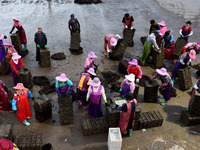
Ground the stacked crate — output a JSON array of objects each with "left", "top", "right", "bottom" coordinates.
[
  {"left": 106, "top": 105, "right": 120, "bottom": 127},
  {"left": 109, "top": 39, "right": 128, "bottom": 60},
  {"left": 144, "top": 80, "right": 158, "bottom": 103},
  {"left": 34, "top": 94, "right": 52, "bottom": 122},
  {"left": 177, "top": 67, "right": 192, "bottom": 90},
  {"left": 17, "top": 68, "right": 33, "bottom": 89},
  {"left": 95, "top": 69, "right": 108, "bottom": 88},
  {"left": 0, "top": 124, "right": 14, "bottom": 141},
  {"left": 69, "top": 31, "right": 83, "bottom": 55},
  {"left": 123, "top": 28, "right": 136, "bottom": 46},
  {"left": 118, "top": 59, "right": 128, "bottom": 75},
  {"left": 59, "top": 95, "right": 73, "bottom": 124},
  {"left": 139, "top": 111, "right": 163, "bottom": 129},
  {"left": 39, "top": 48, "right": 51, "bottom": 67},
  {"left": 174, "top": 37, "right": 188, "bottom": 59},
  {"left": 181, "top": 92, "right": 200, "bottom": 126},
  {"left": 133, "top": 107, "right": 141, "bottom": 130},
  {"left": 14, "top": 135, "right": 42, "bottom": 150},
  {"left": 82, "top": 117, "right": 109, "bottom": 136},
  {"left": 0, "top": 59, "right": 10, "bottom": 75},
  {"left": 151, "top": 44, "right": 165, "bottom": 69}
]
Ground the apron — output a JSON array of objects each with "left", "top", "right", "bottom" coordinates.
[
  {"left": 160, "top": 77, "right": 172, "bottom": 101},
  {"left": 0, "top": 81, "right": 12, "bottom": 111},
  {"left": 119, "top": 99, "right": 137, "bottom": 133},
  {"left": 182, "top": 26, "right": 191, "bottom": 41},
  {"left": 164, "top": 36, "right": 175, "bottom": 60},
  {"left": 121, "top": 81, "right": 131, "bottom": 96},
  {"left": 11, "top": 60, "right": 21, "bottom": 86},
  {"left": 90, "top": 85, "right": 102, "bottom": 104},
  {"left": 16, "top": 26, "right": 27, "bottom": 45},
  {"left": 16, "top": 89, "right": 32, "bottom": 122}
]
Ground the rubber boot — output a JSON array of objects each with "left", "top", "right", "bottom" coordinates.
[
  {"left": 159, "top": 95, "right": 164, "bottom": 99},
  {"left": 128, "top": 129, "right": 133, "bottom": 137},
  {"left": 23, "top": 119, "right": 30, "bottom": 126},
  {"left": 186, "top": 106, "right": 190, "bottom": 111},
  {"left": 161, "top": 101, "right": 168, "bottom": 106},
  {"left": 23, "top": 44, "right": 27, "bottom": 50},
  {"left": 104, "top": 49, "right": 107, "bottom": 58},
  {"left": 27, "top": 117, "right": 31, "bottom": 120},
  {"left": 172, "top": 77, "right": 176, "bottom": 84}
]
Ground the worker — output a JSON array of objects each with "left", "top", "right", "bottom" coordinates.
[
  {"left": 118, "top": 93, "right": 138, "bottom": 137},
  {"left": 119, "top": 74, "right": 135, "bottom": 98},
  {"left": 122, "top": 13, "right": 134, "bottom": 36},
  {"left": 172, "top": 50, "right": 196, "bottom": 83},
  {"left": 34, "top": 27, "right": 47, "bottom": 62},
  {"left": 12, "top": 83, "right": 34, "bottom": 126},
  {"left": 76, "top": 68, "right": 96, "bottom": 108},
  {"left": 84, "top": 51, "right": 97, "bottom": 72},
  {"left": 86, "top": 77, "right": 107, "bottom": 118},
  {"left": 182, "top": 42, "right": 200, "bottom": 54},
  {"left": 180, "top": 21, "right": 193, "bottom": 42},
  {"left": 127, "top": 59, "right": 142, "bottom": 83},
  {"left": 10, "top": 53, "right": 25, "bottom": 85},
  {"left": 10, "top": 16, "right": 27, "bottom": 50},
  {"left": 151, "top": 68, "right": 173, "bottom": 106},
  {"left": 149, "top": 20, "right": 160, "bottom": 34},
  {"left": 0, "top": 33, "right": 7, "bottom": 62},
  {"left": 158, "top": 21, "right": 167, "bottom": 35},
  {"left": 0, "top": 138, "right": 19, "bottom": 150},
  {"left": 104, "top": 34, "right": 121, "bottom": 57},
  {"left": 141, "top": 30, "right": 162, "bottom": 64},
  {"left": 68, "top": 14, "right": 80, "bottom": 33},
  {"left": 3, "top": 41, "right": 18, "bottom": 60}
]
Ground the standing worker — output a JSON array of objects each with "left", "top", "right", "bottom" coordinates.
[
  {"left": 86, "top": 77, "right": 107, "bottom": 118},
  {"left": 127, "top": 59, "right": 143, "bottom": 83},
  {"left": 158, "top": 21, "right": 167, "bottom": 35},
  {"left": 12, "top": 83, "right": 34, "bottom": 126},
  {"left": 151, "top": 68, "right": 173, "bottom": 106},
  {"left": 104, "top": 34, "right": 121, "bottom": 57},
  {"left": 0, "top": 33, "right": 7, "bottom": 62},
  {"left": 118, "top": 93, "right": 138, "bottom": 137},
  {"left": 76, "top": 68, "right": 96, "bottom": 108},
  {"left": 180, "top": 21, "right": 193, "bottom": 42},
  {"left": 34, "top": 27, "right": 47, "bottom": 62},
  {"left": 9, "top": 16, "right": 27, "bottom": 50},
  {"left": 84, "top": 51, "right": 97, "bottom": 72},
  {"left": 172, "top": 50, "right": 196, "bottom": 83},
  {"left": 10, "top": 53, "right": 25, "bottom": 85},
  {"left": 68, "top": 14, "right": 80, "bottom": 34},
  {"left": 149, "top": 20, "right": 160, "bottom": 34}
]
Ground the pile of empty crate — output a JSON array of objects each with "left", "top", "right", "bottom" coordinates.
[
  {"left": 181, "top": 92, "right": 200, "bottom": 126},
  {"left": 82, "top": 96, "right": 164, "bottom": 136}
]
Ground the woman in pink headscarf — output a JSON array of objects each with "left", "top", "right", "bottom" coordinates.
[
  {"left": 158, "top": 21, "right": 167, "bottom": 35},
  {"left": 9, "top": 16, "right": 27, "bottom": 50},
  {"left": 84, "top": 51, "right": 97, "bottom": 72},
  {"left": 3, "top": 41, "right": 18, "bottom": 60}
]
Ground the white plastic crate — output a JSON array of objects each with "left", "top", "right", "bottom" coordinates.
[{"left": 108, "top": 127, "right": 122, "bottom": 150}]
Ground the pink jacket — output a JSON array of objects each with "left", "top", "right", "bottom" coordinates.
[
  {"left": 127, "top": 65, "right": 143, "bottom": 79},
  {"left": 160, "top": 26, "right": 167, "bottom": 35}
]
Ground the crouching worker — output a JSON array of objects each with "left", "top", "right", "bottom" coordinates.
[
  {"left": 151, "top": 68, "right": 173, "bottom": 106},
  {"left": 55, "top": 73, "right": 74, "bottom": 101},
  {"left": 0, "top": 138, "right": 19, "bottom": 150},
  {"left": 86, "top": 77, "right": 107, "bottom": 118},
  {"left": 104, "top": 34, "right": 121, "bottom": 57},
  {"left": 119, "top": 74, "right": 135, "bottom": 98},
  {"left": 118, "top": 93, "right": 137, "bottom": 137},
  {"left": 12, "top": 83, "right": 34, "bottom": 126},
  {"left": 172, "top": 50, "right": 196, "bottom": 83},
  {"left": 84, "top": 51, "right": 97, "bottom": 72},
  {"left": 76, "top": 68, "right": 96, "bottom": 108},
  {"left": 127, "top": 59, "right": 142, "bottom": 83},
  {"left": 187, "top": 77, "right": 200, "bottom": 111}
]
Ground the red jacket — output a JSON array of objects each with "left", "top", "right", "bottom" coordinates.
[{"left": 10, "top": 59, "right": 25, "bottom": 74}]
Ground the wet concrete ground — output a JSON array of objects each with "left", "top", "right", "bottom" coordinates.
[{"left": 0, "top": 0, "right": 200, "bottom": 149}]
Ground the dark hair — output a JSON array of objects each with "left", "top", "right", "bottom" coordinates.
[
  {"left": 42, "top": 143, "right": 52, "bottom": 150},
  {"left": 38, "top": 27, "right": 42, "bottom": 30},
  {"left": 165, "top": 30, "right": 170, "bottom": 36},
  {"left": 186, "top": 21, "right": 192, "bottom": 25},
  {"left": 150, "top": 20, "right": 155, "bottom": 24},
  {"left": 125, "top": 13, "right": 129, "bottom": 18},
  {"left": 124, "top": 93, "right": 134, "bottom": 101}
]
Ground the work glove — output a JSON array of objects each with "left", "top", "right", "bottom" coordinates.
[
  {"left": 116, "top": 34, "right": 121, "bottom": 39},
  {"left": 130, "top": 26, "right": 134, "bottom": 30},
  {"left": 67, "top": 92, "right": 71, "bottom": 97},
  {"left": 86, "top": 98, "right": 89, "bottom": 102},
  {"left": 37, "top": 44, "right": 40, "bottom": 48},
  {"left": 107, "top": 49, "right": 111, "bottom": 53},
  {"left": 125, "top": 25, "right": 128, "bottom": 28},
  {"left": 104, "top": 99, "right": 107, "bottom": 103},
  {"left": 59, "top": 96, "right": 64, "bottom": 101},
  {"left": 118, "top": 106, "right": 122, "bottom": 111},
  {"left": 136, "top": 78, "right": 140, "bottom": 83},
  {"left": 185, "top": 35, "right": 189, "bottom": 37},
  {"left": 44, "top": 45, "right": 47, "bottom": 48},
  {"left": 181, "top": 35, "right": 184, "bottom": 38},
  {"left": 119, "top": 88, "right": 122, "bottom": 93}
]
